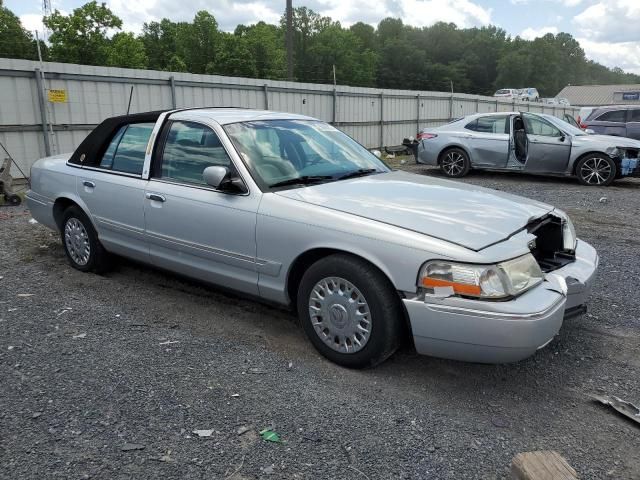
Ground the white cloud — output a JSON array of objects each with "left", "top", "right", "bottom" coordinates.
[
  {"left": 104, "top": 0, "right": 491, "bottom": 33},
  {"left": 577, "top": 37, "right": 640, "bottom": 75},
  {"left": 20, "top": 13, "right": 45, "bottom": 35},
  {"left": 574, "top": 0, "right": 640, "bottom": 43},
  {"left": 520, "top": 25, "right": 558, "bottom": 40},
  {"left": 562, "top": 0, "right": 582, "bottom": 6}
]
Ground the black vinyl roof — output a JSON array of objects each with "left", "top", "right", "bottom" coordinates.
[{"left": 69, "top": 110, "right": 167, "bottom": 167}]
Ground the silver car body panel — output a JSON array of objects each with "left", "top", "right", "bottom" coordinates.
[
  {"left": 417, "top": 111, "right": 640, "bottom": 178},
  {"left": 26, "top": 108, "right": 599, "bottom": 364}
]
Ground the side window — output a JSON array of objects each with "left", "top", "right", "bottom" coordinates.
[
  {"left": 472, "top": 116, "right": 508, "bottom": 134},
  {"left": 596, "top": 110, "right": 627, "bottom": 123},
  {"left": 160, "top": 121, "right": 232, "bottom": 185},
  {"left": 630, "top": 109, "right": 640, "bottom": 122},
  {"left": 464, "top": 120, "right": 478, "bottom": 131},
  {"left": 99, "top": 122, "right": 154, "bottom": 175},
  {"left": 522, "top": 114, "right": 562, "bottom": 137}
]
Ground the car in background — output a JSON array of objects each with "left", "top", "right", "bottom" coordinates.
[
  {"left": 557, "top": 97, "right": 571, "bottom": 106},
  {"left": 494, "top": 88, "right": 520, "bottom": 99},
  {"left": 26, "top": 108, "right": 599, "bottom": 367},
  {"left": 542, "top": 98, "right": 559, "bottom": 105},
  {"left": 415, "top": 111, "right": 640, "bottom": 186},
  {"left": 577, "top": 107, "right": 596, "bottom": 129},
  {"left": 519, "top": 88, "right": 540, "bottom": 102},
  {"left": 582, "top": 105, "right": 640, "bottom": 140}
]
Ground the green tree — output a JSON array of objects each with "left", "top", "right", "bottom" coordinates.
[
  {"left": 176, "top": 11, "right": 221, "bottom": 74},
  {"left": 0, "top": 5, "right": 38, "bottom": 59},
  {"left": 44, "top": 1, "right": 122, "bottom": 65},
  {"left": 141, "top": 19, "right": 181, "bottom": 71},
  {"left": 106, "top": 32, "right": 148, "bottom": 69}
]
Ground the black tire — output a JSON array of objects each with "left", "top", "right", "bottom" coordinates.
[
  {"left": 297, "top": 254, "right": 403, "bottom": 368},
  {"left": 575, "top": 154, "right": 616, "bottom": 186},
  {"left": 60, "top": 206, "right": 111, "bottom": 273},
  {"left": 439, "top": 147, "right": 471, "bottom": 178},
  {"left": 5, "top": 194, "right": 21, "bottom": 206}
]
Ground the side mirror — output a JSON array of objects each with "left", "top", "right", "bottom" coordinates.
[
  {"left": 585, "top": 128, "right": 595, "bottom": 135},
  {"left": 372, "top": 149, "right": 382, "bottom": 158},
  {"left": 203, "top": 166, "right": 230, "bottom": 188},
  {"left": 203, "top": 166, "right": 247, "bottom": 193}
]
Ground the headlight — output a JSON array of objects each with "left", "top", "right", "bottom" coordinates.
[{"left": 418, "top": 254, "right": 544, "bottom": 300}]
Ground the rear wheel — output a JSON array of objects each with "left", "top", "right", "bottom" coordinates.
[
  {"left": 297, "top": 254, "right": 403, "bottom": 368},
  {"left": 576, "top": 154, "right": 616, "bottom": 186},
  {"left": 439, "top": 148, "right": 471, "bottom": 178},
  {"left": 60, "top": 206, "right": 111, "bottom": 273}
]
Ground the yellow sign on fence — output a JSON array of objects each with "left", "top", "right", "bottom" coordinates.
[{"left": 47, "top": 89, "right": 67, "bottom": 103}]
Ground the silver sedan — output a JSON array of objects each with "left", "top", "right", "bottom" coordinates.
[
  {"left": 415, "top": 112, "right": 640, "bottom": 186},
  {"left": 27, "top": 108, "right": 597, "bottom": 367}
]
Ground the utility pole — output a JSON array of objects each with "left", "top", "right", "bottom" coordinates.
[
  {"left": 332, "top": 64, "right": 336, "bottom": 86},
  {"left": 286, "top": 0, "right": 293, "bottom": 81}
]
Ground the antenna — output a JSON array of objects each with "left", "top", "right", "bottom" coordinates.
[{"left": 42, "top": 0, "right": 52, "bottom": 39}]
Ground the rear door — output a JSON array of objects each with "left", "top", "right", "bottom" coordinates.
[
  {"left": 77, "top": 122, "right": 154, "bottom": 260},
  {"left": 144, "top": 119, "right": 261, "bottom": 295},
  {"left": 463, "top": 115, "right": 510, "bottom": 167},
  {"left": 627, "top": 109, "right": 640, "bottom": 140},
  {"left": 522, "top": 113, "right": 572, "bottom": 174}
]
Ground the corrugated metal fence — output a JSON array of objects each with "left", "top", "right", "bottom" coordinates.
[{"left": 0, "top": 58, "right": 580, "bottom": 178}]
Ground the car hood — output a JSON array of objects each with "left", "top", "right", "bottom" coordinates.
[
  {"left": 275, "top": 171, "right": 554, "bottom": 251},
  {"left": 573, "top": 134, "right": 640, "bottom": 149}
]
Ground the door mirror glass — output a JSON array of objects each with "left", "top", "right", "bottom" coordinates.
[{"left": 203, "top": 166, "right": 230, "bottom": 188}]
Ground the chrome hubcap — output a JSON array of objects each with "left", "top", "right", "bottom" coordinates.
[
  {"left": 308, "top": 277, "right": 371, "bottom": 354},
  {"left": 580, "top": 157, "right": 611, "bottom": 185},
  {"left": 64, "top": 218, "right": 90, "bottom": 266},
  {"left": 442, "top": 151, "right": 465, "bottom": 176}
]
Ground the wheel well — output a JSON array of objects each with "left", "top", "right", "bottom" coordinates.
[
  {"left": 572, "top": 151, "right": 616, "bottom": 175},
  {"left": 285, "top": 248, "right": 412, "bottom": 336},
  {"left": 286, "top": 248, "right": 394, "bottom": 304},
  {"left": 437, "top": 145, "right": 469, "bottom": 165},
  {"left": 52, "top": 197, "right": 78, "bottom": 229}
]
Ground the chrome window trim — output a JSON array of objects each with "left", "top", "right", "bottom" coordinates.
[
  {"left": 148, "top": 177, "right": 250, "bottom": 197},
  {"left": 66, "top": 162, "right": 144, "bottom": 179}
]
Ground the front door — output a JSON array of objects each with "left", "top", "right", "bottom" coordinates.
[
  {"left": 144, "top": 119, "right": 261, "bottom": 295},
  {"left": 77, "top": 122, "right": 155, "bottom": 260},
  {"left": 521, "top": 113, "right": 572, "bottom": 174}
]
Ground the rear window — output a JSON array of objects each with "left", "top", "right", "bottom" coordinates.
[
  {"left": 595, "top": 110, "right": 627, "bottom": 123},
  {"left": 99, "top": 123, "right": 155, "bottom": 175}
]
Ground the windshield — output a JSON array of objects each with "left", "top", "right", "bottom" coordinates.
[
  {"left": 224, "top": 120, "right": 390, "bottom": 189},
  {"left": 544, "top": 115, "right": 587, "bottom": 136}
]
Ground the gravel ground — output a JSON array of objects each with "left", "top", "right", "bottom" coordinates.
[{"left": 1, "top": 165, "right": 639, "bottom": 479}]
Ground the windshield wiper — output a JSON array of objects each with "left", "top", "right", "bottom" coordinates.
[
  {"left": 269, "top": 175, "right": 333, "bottom": 188},
  {"left": 336, "top": 168, "right": 381, "bottom": 181}
]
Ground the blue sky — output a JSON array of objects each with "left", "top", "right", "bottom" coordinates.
[{"left": 8, "top": 0, "right": 640, "bottom": 74}]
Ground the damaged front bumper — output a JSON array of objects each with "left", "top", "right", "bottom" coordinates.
[{"left": 403, "top": 239, "right": 598, "bottom": 364}]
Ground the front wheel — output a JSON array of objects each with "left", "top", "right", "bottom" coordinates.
[
  {"left": 576, "top": 155, "right": 616, "bottom": 186},
  {"left": 60, "top": 206, "right": 111, "bottom": 273},
  {"left": 297, "top": 254, "right": 403, "bottom": 368},
  {"left": 439, "top": 148, "right": 471, "bottom": 178}
]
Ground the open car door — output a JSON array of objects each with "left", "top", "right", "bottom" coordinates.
[{"left": 521, "top": 113, "right": 572, "bottom": 174}]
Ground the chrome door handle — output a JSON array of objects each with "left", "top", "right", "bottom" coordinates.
[
  {"left": 146, "top": 192, "right": 166, "bottom": 202},
  {"left": 82, "top": 180, "right": 95, "bottom": 188}
]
